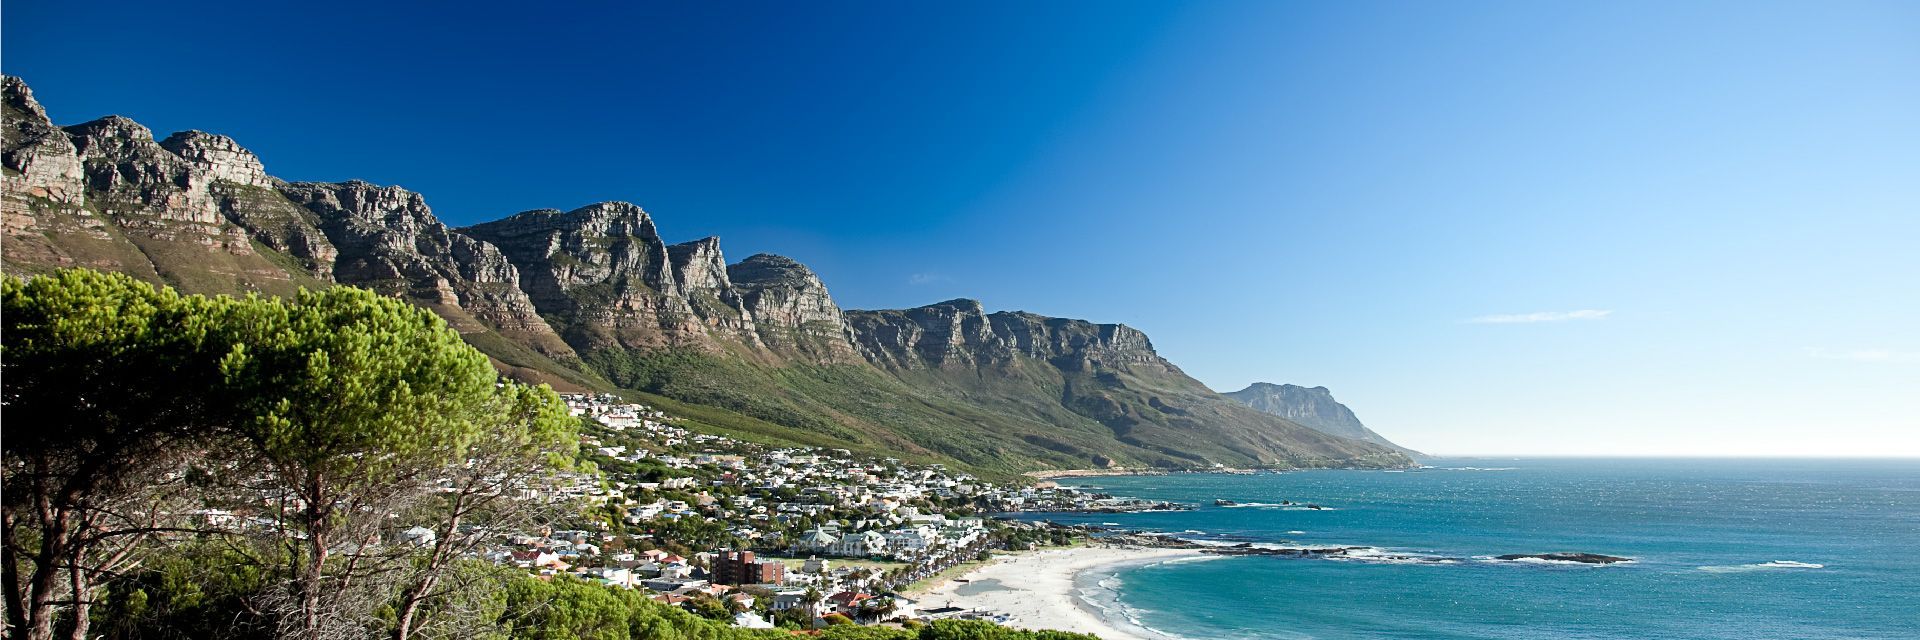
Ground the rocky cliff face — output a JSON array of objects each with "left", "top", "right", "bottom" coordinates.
[
  {"left": 66, "top": 116, "right": 231, "bottom": 225},
  {"left": 276, "top": 180, "right": 575, "bottom": 356},
  {"left": 2, "top": 76, "right": 148, "bottom": 277},
  {"left": 458, "top": 204, "right": 822, "bottom": 358},
  {"left": 1, "top": 75, "right": 572, "bottom": 360},
  {"left": 2, "top": 75, "right": 1414, "bottom": 471},
  {"left": 728, "top": 254, "right": 859, "bottom": 362},
  {"left": 844, "top": 300, "right": 1404, "bottom": 468},
  {"left": 3, "top": 78, "right": 302, "bottom": 293},
  {"left": 1225, "top": 383, "right": 1420, "bottom": 455},
  {"left": 845, "top": 299, "right": 1170, "bottom": 372},
  {"left": 666, "top": 236, "right": 760, "bottom": 341},
  {"left": 460, "top": 203, "right": 709, "bottom": 352},
  {"left": 2, "top": 76, "right": 86, "bottom": 207}
]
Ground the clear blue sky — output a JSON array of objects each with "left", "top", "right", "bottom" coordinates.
[{"left": 8, "top": 1, "right": 1917, "bottom": 456}]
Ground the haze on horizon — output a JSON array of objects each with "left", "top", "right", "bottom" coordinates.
[{"left": 6, "top": 1, "right": 1915, "bottom": 457}]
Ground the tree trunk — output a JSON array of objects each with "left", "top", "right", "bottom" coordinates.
[
  {"left": 392, "top": 508, "right": 460, "bottom": 640},
  {"left": 63, "top": 567, "right": 89, "bottom": 640},
  {"left": 298, "top": 472, "right": 329, "bottom": 640},
  {"left": 24, "top": 495, "right": 71, "bottom": 640},
  {"left": 299, "top": 528, "right": 327, "bottom": 640},
  {"left": 4, "top": 508, "right": 28, "bottom": 638},
  {"left": 389, "top": 574, "right": 432, "bottom": 640}
]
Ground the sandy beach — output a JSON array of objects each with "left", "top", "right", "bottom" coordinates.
[{"left": 914, "top": 545, "right": 1208, "bottom": 640}]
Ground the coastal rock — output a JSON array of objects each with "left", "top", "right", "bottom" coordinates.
[{"left": 1494, "top": 552, "right": 1633, "bottom": 565}]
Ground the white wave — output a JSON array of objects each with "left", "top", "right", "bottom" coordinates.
[
  {"left": 1150, "top": 554, "right": 1233, "bottom": 567},
  {"left": 1286, "top": 530, "right": 1306, "bottom": 535},
  {"left": 1697, "top": 560, "right": 1825, "bottom": 573},
  {"left": 1329, "top": 554, "right": 1461, "bottom": 565},
  {"left": 1075, "top": 570, "right": 1217, "bottom": 640},
  {"left": 1326, "top": 547, "right": 1461, "bottom": 565},
  {"left": 1219, "top": 502, "right": 1337, "bottom": 511},
  {"left": 1100, "top": 522, "right": 1120, "bottom": 526}
]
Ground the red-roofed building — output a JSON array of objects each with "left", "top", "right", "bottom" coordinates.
[{"left": 826, "top": 591, "right": 873, "bottom": 615}]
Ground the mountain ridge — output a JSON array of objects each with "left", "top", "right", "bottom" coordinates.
[
  {"left": 2, "top": 75, "right": 1413, "bottom": 474},
  {"left": 1224, "top": 382, "right": 1422, "bottom": 456}
]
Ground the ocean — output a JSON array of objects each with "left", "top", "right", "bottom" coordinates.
[{"left": 1017, "top": 458, "right": 1920, "bottom": 640}]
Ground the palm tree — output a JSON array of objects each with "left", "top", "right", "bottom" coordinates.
[
  {"left": 802, "top": 585, "right": 825, "bottom": 619},
  {"left": 863, "top": 596, "right": 898, "bottom": 622}
]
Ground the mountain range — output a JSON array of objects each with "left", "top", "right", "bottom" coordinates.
[
  {"left": 1224, "top": 383, "right": 1421, "bottom": 457},
  {"left": 1, "top": 75, "right": 1413, "bottom": 475}
]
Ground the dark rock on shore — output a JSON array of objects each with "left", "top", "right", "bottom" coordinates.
[
  {"left": 1495, "top": 552, "right": 1633, "bottom": 564},
  {"left": 1203, "top": 545, "right": 1372, "bottom": 558}
]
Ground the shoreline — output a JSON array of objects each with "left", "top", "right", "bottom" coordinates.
[
  {"left": 1024, "top": 468, "right": 1171, "bottom": 480},
  {"left": 914, "top": 544, "right": 1208, "bottom": 640}
]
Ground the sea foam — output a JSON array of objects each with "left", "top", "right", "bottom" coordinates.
[{"left": 1697, "top": 560, "right": 1825, "bottom": 573}]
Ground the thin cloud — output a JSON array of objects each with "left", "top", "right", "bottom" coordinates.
[
  {"left": 907, "top": 272, "right": 950, "bottom": 286},
  {"left": 1805, "top": 347, "right": 1920, "bottom": 363},
  {"left": 1468, "top": 309, "right": 1613, "bottom": 324}
]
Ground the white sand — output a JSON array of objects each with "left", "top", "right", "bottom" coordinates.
[{"left": 915, "top": 545, "right": 1207, "bottom": 640}]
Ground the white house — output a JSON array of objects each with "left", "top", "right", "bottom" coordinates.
[
  {"left": 829, "top": 530, "right": 888, "bottom": 557},
  {"left": 400, "top": 526, "right": 437, "bottom": 547},
  {"left": 796, "top": 527, "right": 839, "bottom": 553}
]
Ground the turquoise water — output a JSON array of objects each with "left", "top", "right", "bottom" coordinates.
[{"left": 1018, "top": 459, "right": 1920, "bottom": 639}]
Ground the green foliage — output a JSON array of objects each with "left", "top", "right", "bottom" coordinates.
[
  {"left": 93, "top": 541, "right": 275, "bottom": 640},
  {"left": 684, "top": 594, "right": 730, "bottom": 621},
  {"left": 2, "top": 269, "right": 248, "bottom": 640},
  {"left": 2, "top": 268, "right": 232, "bottom": 456},
  {"left": 215, "top": 285, "right": 500, "bottom": 479},
  {"left": 498, "top": 575, "right": 787, "bottom": 640},
  {"left": 918, "top": 620, "right": 1101, "bottom": 640},
  {"left": 4, "top": 270, "right": 581, "bottom": 639},
  {"left": 3, "top": 269, "right": 1115, "bottom": 640},
  {"left": 820, "top": 627, "right": 914, "bottom": 640}
]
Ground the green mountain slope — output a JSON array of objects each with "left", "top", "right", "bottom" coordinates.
[{"left": 2, "top": 75, "right": 1414, "bottom": 475}]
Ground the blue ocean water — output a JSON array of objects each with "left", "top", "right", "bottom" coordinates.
[{"left": 1017, "top": 459, "right": 1920, "bottom": 640}]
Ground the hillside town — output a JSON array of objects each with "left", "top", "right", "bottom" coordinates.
[{"left": 469, "top": 393, "right": 1119, "bottom": 628}]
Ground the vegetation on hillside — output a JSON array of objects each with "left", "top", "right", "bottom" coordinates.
[{"left": 0, "top": 269, "right": 1107, "bottom": 640}]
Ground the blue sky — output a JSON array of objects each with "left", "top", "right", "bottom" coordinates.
[{"left": 8, "top": 1, "right": 1916, "bottom": 456}]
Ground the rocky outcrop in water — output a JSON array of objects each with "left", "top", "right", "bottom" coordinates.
[{"left": 1494, "top": 553, "right": 1634, "bottom": 565}]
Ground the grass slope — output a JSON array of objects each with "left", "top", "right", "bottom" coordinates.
[{"left": 576, "top": 345, "right": 1412, "bottom": 477}]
